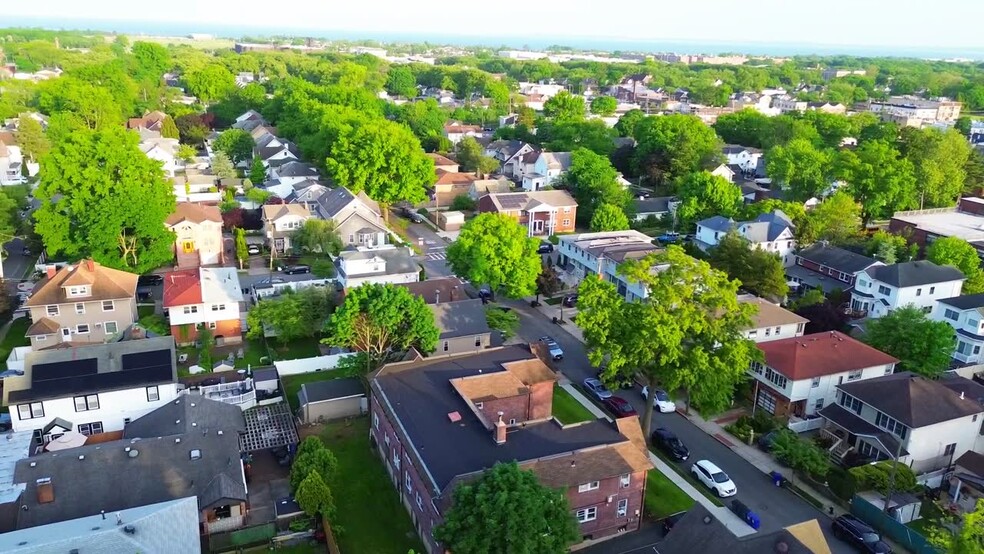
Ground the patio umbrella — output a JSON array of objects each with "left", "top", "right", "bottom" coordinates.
[{"left": 45, "top": 431, "right": 87, "bottom": 452}]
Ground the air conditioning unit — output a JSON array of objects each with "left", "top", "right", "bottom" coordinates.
[{"left": 607, "top": 495, "right": 615, "bottom": 503}]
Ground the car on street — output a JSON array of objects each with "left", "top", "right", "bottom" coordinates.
[
  {"left": 583, "top": 378, "right": 613, "bottom": 400},
  {"left": 602, "top": 396, "right": 637, "bottom": 417},
  {"left": 691, "top": 459, "right": 737, "bottom": 497},
  {"left": 400, "top": 206, "right": 423, "bottom": 223},
  {"left": 651, "top": 428, "right": 690, "bottom": 461},
  {"left": 562, "top": 293, "right": 578, "bottom": 307},
  {"left": 247, "top": 244, "right": 261, "bottom": 255},
  {"left": 831, "top": 515, "right": 893, "bottom": 553},
  {"left": 137, "top": 274, "right": 164, "bottom": 287},
  {"left": 642, "top": 386, "right": 677, "bottom": 413},
  {"left": 662, "top": 510, "right": 687, "bottom": 534},
  {"left": 282, "top": 265, "right": 311, "bottom": 275},
  {"left": 539, "top": 336, "right": 564, "bottom": 360},
  {"left": 537, "top": 242, "right": 554, "bottom": 254},
  {"left": 656, "top": 232, "right": 680, "bottom": 244}
]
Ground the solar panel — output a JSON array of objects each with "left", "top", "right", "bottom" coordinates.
[
  {"left": 121, "top": 349, "right": 173, "bottom": 373},
  {"left": 33, "top": 359, "right": 97, "bottom": 382}
]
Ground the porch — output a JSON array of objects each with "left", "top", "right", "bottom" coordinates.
[{"left": 817, "top": 404, "right": 908, "bottom": 466}]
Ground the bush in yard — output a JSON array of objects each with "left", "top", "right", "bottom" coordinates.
[
  {"left": 290, "top": 437, "right": 339, "bottom": 492},
  {"left": 849, "top": 461, "right": 919, "bottom": 494},
  {"left": 485, "top": 306, "right": 520, "bottom": 339},
  {"left": 450, "top": 195, "right": 476, "bottom": 211},
  {"left": 770, "top": 429, "right": 831, "bottom": 480},
  {"left": 725, "top": 421, "right": 753, "bottom": 443},
  {"left": 826, "top": 467, "right": 857, "bottom": 501}
]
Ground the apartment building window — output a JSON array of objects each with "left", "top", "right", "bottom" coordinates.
[
  {"left": 930, "top": 287, "right": 936, "bottom": 294},
  {"left": 749, "top": 361, "right": 764, "bottom": 375},
  {"left": 916, "top": 288, "right": 922, "bottom": 297},
  {"left": 373, "top": 412, "right": 379, "bottom": 429},
  {"left": 576, "top": 507, "right": 597, "bottom": 523},
  {"left": 74, "top": 394, "right": 99, "bottom": 412},
  {"left": 104, "top": 321, "right": 118, "bottom": 335},
  {"left": 839, "top": 393, "right": 863, "bottom": 415},
  {"left": 616, "top": 499, "right": 628, "bottom": 517},
  {"left": 765, "top": 367, "right": 788, "bottom": 390},
  {"left": 102, "top": 300, "right": 114, "bottom": 312},
  {"left": 562, "top": 219, "right": 571, "bottom": 226},
  {"left": 944, "top": 443, "right": 956, "bottom": 457},
  {"left": 847, "top": 369, "right": 863, "bottom": 381},
  {"left": 811, "top": 377, "right": 821, "bottom": 388},
  {"left": 75, "top": 303, "right": 85, "bottom": 314},
  {"left": 577, "top": 481, "right": 600, "bottom": 493},
  {"left": 877, "top": 285, "right": 891, "bottom": 295},
  {"left": 392, "top": 449, "right": 400, "bottom": 469},
  {"left": 814, "top": 398, "right": 824, "bottom": 411},
  {"left": 208, "top": 322, "right": 217, "bottom": 330},
  {"left": 405, "top": 471, "right": 412, "bottom": 493},
  {"left": 212, "top": 304, "right": 225, "bottom": 311},
  {"left": 146, "top": 386, "right": 159, "bottom": 402},
  {"left": 17, "top": 402, "right": 43, "bottom": 420},
  {"left": 619, "top": 474, "right": 630, "bottom": 488},
  {"left": 46, "top": 305, "right": 59, "bottom": 316},
  {"left": 875, "top": 411, "right": 908, "bottom": 439},
  {"left": 76, "top": 324, "right": 90, "bottom": 334},
  {"left": 183, "top": 306, "right": 198, "bottom": 314},
  {"left": 78, "top": 422, "right": 103, "bottom": 436},
  {"left": 416, "top": 491, "right": 423, "bottom": 510}
]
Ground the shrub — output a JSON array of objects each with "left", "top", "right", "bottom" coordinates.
[
  {"left": 725, "top": 421, "right": 753, "bottom": 443},
  {"left": 311, "top": 259, "right": 336, "bottom": 278},
  {"left": 450, "top": 195, "right": 476, "bottom": 211},
  {"left": 850, "top": 461, "right": 919, "bottom": 494},
  {"left": 826, "top": 467, "right": 857, "bottom": 501}
]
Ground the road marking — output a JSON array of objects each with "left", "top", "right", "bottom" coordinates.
[{"left": 426, "top": 252, "right": 447, "bottom": 261}]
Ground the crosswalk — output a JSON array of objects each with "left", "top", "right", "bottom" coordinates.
[{"left": 425, "top": 251, "right": 447, "bottom": 261}]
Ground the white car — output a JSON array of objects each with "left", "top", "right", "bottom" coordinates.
[
  {"left": 641, "top": 386, "right": 676, "bottom": 413},
  {"left": 691, "top": 459, "right": 737, "bottom": 497},
  {"left": 247, "top": 244, "right": 261, "bottom": 255}
]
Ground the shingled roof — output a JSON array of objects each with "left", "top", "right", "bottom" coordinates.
[
  {"left": 26, "top": 260, "right": 137, "bottom": 307},
  {"left": 757, "top": 331, "right": 898, "bottom": 380},
  {"left": 867, "top": 261, "right": 965, "bottom": 288},
  {"left": 838, "top": 372, "right": 984, "bottom": 427}
]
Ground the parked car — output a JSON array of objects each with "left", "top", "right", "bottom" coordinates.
[
  {"left": 537, "top": 242, "right": 554, "bottom": 254},
  {"left": 602, "top": 397, "right": 637, "bottom": 418},
  {"left": 662, "top": 510, "right": 687, "bottom": 534},
  {"left": 656, "top": 232, "right": 680, "bottom": 244},
  {"left": 282, "top": 265, "right": 311, "bottom": 275},
  {"left": 562, "top": 294, "right": 578, "bottom": 308},
  {"left": 641, "top": 386, "right": 677, "bottom": 413},
  {"left": 539, "top": 336, "right": 564, "bottom": 360},
  {"left": 137, "top": 274, "right": 164, "bottom": 287},
  {"left": 582, "top": 377, "right": 613, "bottom": 401},
  {"left": 831, "top": 515, "right": 893, "bottom": 553},
  {"left": 691, "top": 459, "right": 737, "bottom": 497},
  {"left": 247, "top": 244, "right": 261, "bottom": 255},
  {"left": 651, "top": 428, "right": 690, "bottom": 461},
  {"left": 401, "top": 206, "right": 423, "bottom": 223}
]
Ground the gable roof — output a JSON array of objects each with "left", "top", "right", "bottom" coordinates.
[
  {"left": 314, "top": 187, "right": 379, "bottom": 219},
  {"left": 262, "top": 203, "right": 311, "bottom": 221},
  {"left": 838, "top": 371, "right": 984, "bottom": 427},
  {"left": 124, "top": 395, "right": 246, "bottom": 438},
  {"left": 796, "top": 244, "right": 879, "bottom": 274},
  {"left": 426, "top": 153, "right": 457, "bottom": 167},
  {"left": 740, "top": 210, "right": 794, "bottom": 242},
  {"left": 482, "top": 190, "right": 577, "bottom": 212},
  {"left": 397, "top": 277, "right": 468, "bottom": 304},
  {"left": 657, "top": 504, "right": 818, "bottom": 554},
  {"left": 757, "top": 331, "right": 898, "bottom": 381},
  {"left": 698, "top": 215, "right": 737, "bottom": 233},
  {"left": 867, "top": 261, "right": 965, "bottom": 288},
  {"left": 740, "top": 295, "right": 809, "bottom": 329},
  {"left": 300, "top": 377, "right": 365, "bottom": 404},
  {"left": 275, "top": 161, "right": 319, "bottom": 178},
  {"left": 164, "top": 203, "right": 223, "bottom": 226},
  {"left": 937, "top": 293, "right": 984, "bottom": 311},
  {"left": 540, "top": 151, "right": 572, "bottom": 170},
  {"left": 26, "top": 260, "right": 138, "bottom": 307},
  {"left": 634, "top": 196, "right": 671, "bottom": 214},
  {"left": 162, "top": 268, "right": 201, "bottom": 307},
  {"left": 428, "top": 298, "right": 491, "bottom": 339}
]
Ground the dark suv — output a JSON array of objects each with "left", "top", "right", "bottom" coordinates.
[{"left": 831, "top": 514, "right": 893, "bottom": 553}]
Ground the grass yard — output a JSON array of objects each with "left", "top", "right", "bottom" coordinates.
[
  {"left": 268, "top": 336, "right": 323, "bottom": 360},
  {"left": 650, "top": 448, "right": 724, "bottom": 507},
  {"left": 0, "top": 317, "right": 32, "bottom": 369},
  {"left": 236, "top": 338, "right": 270, "bottom": 369},
  {"left": 645, "top": 469, "right": 696, "bottom": 519},
  {"left": 282, "top": 371, "right": 346, "bottom": 411},
  {"left": 137, "top": 305, "right": 156, "bottom": 319},
  {"left": 552, "top": 386, "right": 596, "bottom": 424},
  {"left": 319, "top": 418, "right": 424, "bottom": 554},
  {"left": 906, "top": 497, "right": 948, "bottom": 536}
]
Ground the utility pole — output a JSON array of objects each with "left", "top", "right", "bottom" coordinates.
[{"left": 883, "top": 437, "right": 906, "bottom": 514}]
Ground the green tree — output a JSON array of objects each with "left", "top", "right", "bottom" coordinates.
[
  {"left": 323, "top": 283, "right": 439, "bottom": 368},
  {"left": 396, "top": 98, "right": 447, "bottom": 140},
  {"left": 539, "top": 119, "right": 617, "bottom": 156},
  {"left": 765, "top": 139, "right": 832, "bottom": 201},
  {"left": 160, "top": 115, "right": 180, "bottom": 139},
  {"left": 291, "top": 218, "right": 343, "bottom": 256},
  {"left": 708, "top": 232, "right": 789, "bottom": 300},
  {"left": 614, "top": 108, "right": 645, "bottom": 137},
  {"left": 801, "top": 191, "right": 862, "bottom": 245},
  {"left": 434, "top": 462, "right": 579, "bottom": 554},
  {"left": 900, "top": 127, "right": 971, "bottom": 209},
  {"left": 34, "top": 126, "right": 176, "bottom": 273},
  {"left": 485, "top": 306, "right": 520, "bottom": 340},
  {"left": 446, "top": 213, "right": 542, "bottom": 298},
  {"left": 183, "top": 64, "right": 235, "bottom": 104},
  {"left": 633, "top": 114, "right": 723, "bottom": 187},
  {"left": 927, "top": 236, "right": 984, "bottom": 294},
  {"left": 589, "top": 95, "right": 617, "bottom": 116},
  {"left": 234, "top": 227, "right": 248, "bottom": 269},
  {"left": 577, "top": 246, "right": 760, "bottom": 437},
  {"left": 864, "top": 230, "right": 917, "bottom": 264},
  {"left": 36, "top": 76, "right": 123, "bottom": 129},
  {"left": 175, "top": 113, "right": 209, "bottom": 145},
  {"left": 211, "top": 151, "right": 237, "bottom": 180},
  {"left": 385, "top": 65, "right": 418, "bottom": 98},
  {"left": 197, "top": 324, "right": 214, "bottom": 371},
  {"left": 16, "top": 115, "right": 50, "bottom": 163},
  {"left": 290, "top": 437, "right": 339, "bottom": 491},
  {"left": 455, "top": 136, "right": 499, "bottom": 177},
  {"left": 863, "top": 305, "right": 955, "bottom": 378},
  {"left": 770, "top": 430, "right": 830, "bottom": 481},
  {"left": 849, "top": 461, "right": 919, "bottom": 494},
  {"left": 450, "top": 195, "right": 476, "bottom": 211},
  {"left": 564, "top": 148, "right": 631, "bottom": 222},
  {"left": 966, "top": 149, "right": 984, "bottom": 196},
  {"left": 675, "top": 171, "right": 744, "bottom": 229},
  {"left": 835, "top": 140, "right": 916, "bottom": 224},
  {"left": 246, "top": 187, "right": 272, "bottom": 204},
  {"left": 131, "top": 41, "right": 170, "bottom": 81},
  {"left": 713, "top": 109, "right": 772, "bottom": 149},
  {"left": 295, "top": 470, "right": 335, "bottom": 519},
  {"left": 176, "top": 144, "right": 196, "bottom": 163},
  {"left": 542, "top": 90, "right": 585, "bottom": 122},
  {"left": 246, "top": 287, "right": 334, "bottom": 344},
  {"left": 214, "top": 128, "right": 255, "bottom": 164},
  {"left": 589, "top": 203, "right": 630, "bottom": 232},
  {"left": 928, "top": 499, "right": 984, "bottom": 554}
]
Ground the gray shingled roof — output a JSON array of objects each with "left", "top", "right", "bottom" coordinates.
[
  {"left": 276, "top": 161, "right": 319, "bottom": 178},
  {"left": 428, "top": 299, "right": 491, "bottom": 339},
  {"left": 123, "top": 395, "right": 246, "bottom": 438},
  {"left": 634, "top": 196, "right": 671, "bottom": 214},
  {"left": 937, "top": 293, "right": 984, "bottom": 311},
  {"left": 838, "top": 372, "right": 983, "bottom": 427},
  {"left": 867, "top": 261, "right": 965, "bottom": 288},
  {"left": 698, "top": 215, "right": 736, "bottom": 233},
  {"left": 657, "top": 504, "right": 814, "bottom": 554},
  {"left": 797, "top": 244, "right": 878, "bottom": 274},
  {"left": 300, "top": 377, "right": 365, "bottom": 403}
]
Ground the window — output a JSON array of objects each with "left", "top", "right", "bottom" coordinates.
[
  {"left": 36, "top": 334, "right": 47, "bottom": 342},
  {"left": 563, "top": 207, "right": 572, "bottom": 213},
  {"left": 146, "top": 386, "right": 159, "bottom": 402},
  {"left": 74, "top": 394, "right": 99, "bottom": 412},
  {"left": 748, "top": 330, "right": 758, "bottom": 337},
  {"left": 208, "top": 322, "right": 217, "bottom": 330},
  {"left": 857, "top": 279, "right": 867, "bottom": 288},
  {"left": 619, "top": 474, "right": 631, "bottom": 488},
  {"left": 443, "top": 341, "right": 449, "bottom": 352},
  {"left": 405, "top": 471, "right": 412, "bottom": 492},
  {"left": 616, "top": 499, "right": 628, "bottom": 517},
  {"left": 970, "top": 319, "right": 981, "bottom": 329},
  {"left": 76, "top": 324, "right": 90, "bottom": 334},
  {"left": 78, "top": 422, "right": 103, "bottom": 436},
  {"left": 75, "top": 303, "right": 85, "bottom": 314},
  {"left": 183, "top": 306, "right": 198, "bottom": 314},
  {"left": 577, "top": 481, "right": 600, "bottom": 493},
  {"left": 811, "top": 377, "right": 821, "bottom": 388},
  {"left": 847, "top": 369, "right": 863, "bottom": 381},
  {"left": 874, "top": 411, "right": 908, "bottom": 439},
  {"left": 765, "top": 367, "right": 788, "bottom": 390},
  {"left": 373, "top": 412, "right": 379, "bottom": 429},
  {"left": 878, "top": 285, "right": 891, "bottom": 295},
  {"left": 958, "top": 341, "right": 972, "bottom": 355},
  {"left": 576, "top": 507, "right": 597, "bottom": 523},
  {"left": 416, "top": 492, "right": 422, "bottom": 510},
  {"left": 814, "top": 397, "right": 824, "bottom": 411},
  {"left": 46, "top": 305, "right": 59, "bottom": 316},
  {"left": 509, "top": 418, "right": 516, "bottom": 425},
  {"left": 392, "top": 449, "right": 400, "bottom": 469},
  {"left": 916, "top": 288, "right": 922, "bottom": 296},
  {"left": 765, "top": 327, "right": 771, "bottom": 336},
  {"left": 562, "top": 219, "right": 571, "bottom": 226},
  {"left": 104, "top": 321, "right": 118, "bottom": 335},
  {"left": 930, "top": 286, "right": 936, "bottom": 294},
  {"left": 67, "top": 286, "right": 89, "bottom": 297},
  {"left": 211, "top": 304, "right": 225, "bottom": 311},
  {"left": 384, "top": 434, "right": 390, "bottom": 446},
  {"left": 774, "top": 326, "right": 781, "bottom": 335},
  {"left": 17, "top": 402, "right": 44, "bottom": 420},
  {"left": 749, "top": 361, "right": 764, "bottom": 375},
  {"left": 102, "top": 300, "right": 114, "bottom": 312},
  {"left": 976, "top": 345, "right": 982, "bottom": 355},
  {"left": 475, "top": 402, "right": 484, "bottom": 409},
  {"left": 885, "top": 366, "right": 894, "bottom": 375},
  {"left": 839, "top": 393, "right": 863, "bottom": 415},
  {"left": 944, "top": 443, "right": 956, "bottom": 456}
]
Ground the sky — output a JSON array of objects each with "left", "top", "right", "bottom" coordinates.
[{"left": 7, "top": 0, "right": 984, "bottom": 52}]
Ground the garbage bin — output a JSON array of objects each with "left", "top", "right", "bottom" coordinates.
[
  {"left": 730, "top": 499, "right": 761, "bottom": 530},
  {"left": 770, "top": 471, "right": 785, "bottom": 487}
]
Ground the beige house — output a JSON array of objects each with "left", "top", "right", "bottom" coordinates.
[
  {"left": 24, "top": 260, "right": 139, "bottom": 349},
  {"left": 165, "top": 203, "right": 225, "bottom": 268},
  {"left": 262, "top": 203, "right": 311, "bottom": 254}
]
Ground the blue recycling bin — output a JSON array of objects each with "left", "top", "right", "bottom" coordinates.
[
  {"left": 730, "top": 500, "right": 761, "bottom": 529},
  {"left": 770, "top": 470, "right": 785, "bottom": 487}
]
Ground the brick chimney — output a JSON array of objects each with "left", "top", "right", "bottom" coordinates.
[
  {"left": 493, "top": 412, "right": 507, "bottom": 445},
  {"left": 46, "top": 265, "right": 56, "bottom": 279},
  {"left": 85, "top": 259, "right": 95, "bottom": 272}
]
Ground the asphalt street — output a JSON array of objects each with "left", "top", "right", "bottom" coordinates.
[{"left": 503, "top": 298, "right": 855, "bottom": 554}]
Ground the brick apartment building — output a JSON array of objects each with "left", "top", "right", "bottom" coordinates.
[
  {"left": 477, "top": 190, "right": 578, "bottom": 237},
  {"left": 369, "top": 346, "right": 653, "bottom": 553}
]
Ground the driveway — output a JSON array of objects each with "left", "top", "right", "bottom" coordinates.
[{"left": 504, "top": 299, "right": 855, "bottom": 554}]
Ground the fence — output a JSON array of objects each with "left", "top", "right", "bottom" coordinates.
[
  {"left": 207, "top": 522, "right": 276, "bottom": 552},
  {"left": 274, "top": 353, "right": 357, "bottom": 376},
  {"left": 850, "top": 494, "right": 940, "bottom": 554},
  {"left": 787, "top": 416, "right": 824, "bottom": 433}
]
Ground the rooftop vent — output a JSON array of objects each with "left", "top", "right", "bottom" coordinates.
[
  {"left": 217, "top": 430, "right": 224, "bottom": 435},
  {"left": 447, "top": 411, "right": 462, "bottom": 423},
  {"left": 175, "top": 438, "right": 181, "bottom": 444},
  {"left": 123, "top": 525, "right": 136, "bottom": 535},
  {"left": 190, "top": 449, "right": 202, "bottom": 460},
  {"left": 175, "top": 420, "right": 181, "bottom": 425},
  {"left": 78, "top": 455, "right": 84, "bottom": 461},
  {"left": 128, "top": 449, "right": 139, "bottom": 458}
]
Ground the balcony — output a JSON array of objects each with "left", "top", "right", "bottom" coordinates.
[{"left": 198, "top": 378, "right": 257, "bottom": 410}]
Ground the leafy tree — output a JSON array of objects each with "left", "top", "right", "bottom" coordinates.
[
  {"left": 197, "top": 325, "right": 214, "bottom": 371},
  {"left": 589, "top": 95, "right": 617, "bottom": 116},
  {"left": 765, "top": 139, "right": 832, "bottom": 201},
  {"left": 290, "top": 437, "right": 339, "bottom": 491},
  {"left": 160, "top": 115, "right": 180, "bottom": 139},
  {"left": 849, "top": 461, "right": 918, "bottom": 494},
  {"left": 965, "top": 149, "right": 984, "bottom": 196},
  {"left": 385, "top": 66, "right": 418, "bottom": 98},
  {"left": 34, "top": 126, "right": 175, "bottom": 273},
  {"left": 713, "top": 109, "right": 772, "bottom": 149},
  {"left": 899, "top": 127, "right": 971, "bottom": 209},
  {"left": 835, "top": 140, "right": 916, "bottom": 224},
  {"left": 247, "top": 287, "right": 335, "bottom": 344},
  {"left": 36, "top": 76, "right": 123, "bottom": 129},
  {"left": 446, "top": 213, "right": 542, "bottom": 298},
  {"left": 16, "top": 115, "right": 50, "bottom": 163},
  {"left": 741, "top": 199, "right": 808, "bottom": 235},
  {"left": 536, "top": 263, "right": 563, "bottom": 302},
  {"left": 214, "top": 129, "right": 255, "bottom": 164},
  {"left": 234, "top": 227, "right": 248, "bottom": 269},
  {"left": 801, "top": 191, "right": 862, "bottom": 245},
  {"left": 542, "top": 90, "right": 584, "bottom": 122},
  {"left": 455, "top": 136, "right": 499, "bottom": 177},
  {"left": 434, "top": 462, "right": 579, "bottom": 554},
  {"left": 708, "top": 232, "right": 789, "bottom": 300},
  {"left": 955, "top": 116, "right": 973, "bottom": 137},
  {"left": 450, "top": 195, "right": 476, "bottom": 211},
  {"left": 291, "top": 218, "right": 342, "bottom": 256},
  {"left": 802, "top": 111, "right": 853, "bottom": 148},
  {"left": 675, "top": 171, "right": 744, "bottom": 229},
  {"left": 485, "top": 306, "right": 520, "bottom": 340},
  {"left": 928, "top": 499, "right": 984, "bottom": 554},
  {"left": 795, "top": 297, "right": 849, "bottom": 334},
  {"left": 211, "top": 151, "right": 237, "bottom": 180},
  {"left": 175, "top": 113, "right": 209, "bottom": 145},
  {"left": 864, "top": 230, "right": 917, "bottom": 264},
  {"left": 577, "top": 246, "right": 760, "bottom": 437},
  {"left": 787, "top": 289, "right": 825, "bottom": 311},
  {"left": 246, "top": 187, "right": 271, "bottom": 205},
  {"left": 614, "top": 108, "right": 644, "bottom": 137},
  {"left": 927, "top": 236, "right": 984, "bottom": 294},
  {"left": 396, "top": 98, "right": 447, "bottom": 140},
  {"left": 564, "top": 148, "right": 631, "bottom": 222},
  {"left": 771, "top": 429, "right": 830, "bottom": 481},
  {"left": 323, "top": 283, "right": 439, "bottom": 368},
  {"left": 863, "top": 305, "right": 955, "bottom": 378},
  {"left": 183, "top": 64, "right": 235, "bottom": 104},
  {"left": 131, "top": 41, "right": 170, "bottom": 81},
  {"left": 248, "top": 156, "right": 267, "bottom": 184},
  {"left": 633, "top": 114, "right": 723, "bottom": 187},
  {"left": 295, "top": 470, "right": 335, "bottom": 519},
  {"left": 590, "top": 203, "right": 630, "bottom": 232},
  {"left": 539, "top": 118, "right": 617, "bottom": 156},
  {"left": 176, "top": 144, "right": 197, "bottom": 162}
]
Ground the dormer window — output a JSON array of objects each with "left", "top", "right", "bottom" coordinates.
[{"left": 66, "top": 286, "right": 90, "bottom": 298}]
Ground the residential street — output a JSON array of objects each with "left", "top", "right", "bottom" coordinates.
[
  {"left": 400, "top": 218, "right": 454, "bottom": 278},
  {"left": 503, "top": 298, "right": 855, "bottom": 554}
]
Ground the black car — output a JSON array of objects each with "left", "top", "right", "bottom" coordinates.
[
  {"left": 662, "top": 510, "right": 687, "bottom": 534},
  {"left": 651, "top": 428, "right": 690, "bottom": 461},
  {"left": 831, "top": 514, "right": 893, "bottom": 553},
  {"left": 562, "top": 294, "right": 578, "bottom": 308},
  {"left": 401, "top": 207, "right": 423, "bottom": 223},
  {"left": 137, "top": 274, "right": 164, "bottom": 287},
  {"left": 283, "top": 265, "right": 311, "bottom": 275},
  {"left": 537, "top": 242, "right": 554, "bottom": 254}
]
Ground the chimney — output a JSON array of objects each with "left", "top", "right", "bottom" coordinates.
[
  {"left": 85, "top": 259, "right": 95, "bottom": 272},
  {"left": 494, "top": 412, "right": 507, "bottom": 445},
  {"left": 961, "top": 391, "right": 966, "bottom": 399},
  {"left": 435, "top": 289, "right": 440, "bottom": 304},
  {"left": 46, "top": 266, "right": 56, "bottom": 279}
]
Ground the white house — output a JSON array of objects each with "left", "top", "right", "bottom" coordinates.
[
  {"left": 850, "top": 261, "right": 965, "bottom": 319},
  {"left": 0, "top": 141, "right": 27, "bottom": 185},
  {"left": 739, "top": 295, "right": 808, "bottom": 343},
  {"left": 751, "top": 331, "right": 898, "bottom": 420},
  {"left": 251, "top": 277, "right": 332, "bottom": 302},
  {"left": 722, "top": 145, "right": 763, "bottom": 174},
  {"left": 443, "top": 122, "right": 484, "bottom": 145},
  {"left": 270, "top": 161, "right": 319, "bottom": 187},
  {"left": 163, "top": 267, "right": 244, "bottom": 346},
  {"left": 819, "top": 372, "right": 984, "bottom": 475},
  {"left": 485, "top": 140, "right": 536, "bottom": 180},
  {"left": 696, "top": 211, "right": 797, "bottom": 266},
  {"left": 710, "top": 164, "right": 736, "bottom": 183},
  {"left": 932, "top": 293, "right": 984, "bottom": 365},
  {"left": 335, "top": 246, "right": 420, "bottom": 289},
  {"left": 3, "top": 336, "right": 180, "bottom": 441},
  {"left": 262, "top": 204, "right": 312, "bottom": 254},
  {"left": 521, "top": 151, "right": 572, "bottom": 191},
  {"left": 557, "top": 230, "right": 662, "bottom": 302},
  {"left": 140, "top": 137, "right": 181, "bottom": 177}
]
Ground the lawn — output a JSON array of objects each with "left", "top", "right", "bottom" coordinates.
[
  {"left": 649, "top": 448, "right": 724, "bottom": 507},
  {"left": 552, "top": 386, "right": 596, "bottom": 424},
  {"left": 645, "top": 469, "right": 696, "bottom": 519},
  {"left": 236, "top": 338, "right": 270, "bottom": 369},
  {"left": 906, "top": 497, "right": 948, "bottom": 536},
  {"left": 268, "top": 336, "right": 323, "bottom": 360},
  {"left": 319, "top": 418, "right": 424, "bottom": 554},
  {"left": 0, "top": 317, "right": 32, "bottom": 369},
  {"left": 137, "top": 305, "right": 156, "bottom": 319},
  {"left": 282, "top": 370, "right": 346, "bottom": 411}
]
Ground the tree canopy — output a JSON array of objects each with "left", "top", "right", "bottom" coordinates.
[
  {"left": 542, "top": 90, "right": 585, "bottom": 122},
  {"left": 590, "top": 203, "right": 631, "bottom": 232},
  {"left": 246, "top": 287, "right": 335, "bottom": 345},
  {"left": 675, "top": 171, "right": 744, "bottom": 229},
  {"left": 862, "top": 305, "right": 956, "bottom": 378},
  {"left": 900, "top": 127, "right": 971, "bottom": 209},
  {"left": 765, "top": 139, "right": 833, "bottom": 201},
  {"left": 446, "top": 213, "right": 542, "bottom": 298},
  {"left": 926, "top": 236, "right": 984, "bottom": 294},
  {"left": 708, "top": 232, "right": 789, "bottom": 300},
  {"left": 564, "top": 148, "right": 631, "bottom": 222},
  {"left": 836, "top": 140, "right": 916, "bottom": 224},
  {"left": 456, "top": 136, "right": 499, "bottom": 177},
  {"left": 800, "top": 191, "right": 863, "bottom": 245},
  {"left": 589, "top": 95, "right": 617, "bottom": 116},
  {"left": 291, "top": 218, "right": 343, "bottom": 257},
  {"left": 213, "top": 128, "right": 255, "bottom": 164},
  {"left": 633, "top": 114, "right": 723, "bottom": 187}
]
